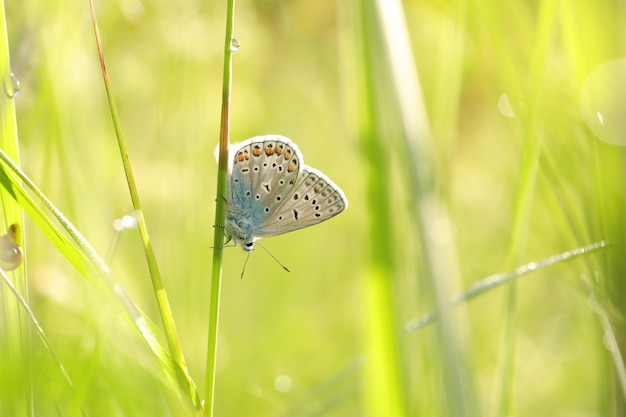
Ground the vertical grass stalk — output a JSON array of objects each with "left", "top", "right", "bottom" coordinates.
[
  {"left": 0, "top": 1, "right": 29, "bottom": 415},
  {"left": 359, "top": 0, "right": 479, "bottom": 415},
  {"left": 205, "top": 0, "right": 236, "bottom": 414},
  {"left": 357, "top": 0, "right": 407, "bottom": 415}
]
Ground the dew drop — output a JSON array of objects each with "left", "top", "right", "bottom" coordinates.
[
  {"left": 580, "top": 58, "right": 626, "bottom": 146},
  {"left": 230, "top": 38, "right": 240, "bottom": 51},
  {"left": 274, "top": 375, "right": 292, "bottom": 393},
  {"left": 3, "top": 72, "right": 21, "bottom": 98},
  {"left": 0, "top": 223, "right": 23, "bottom": 271},
  {"left": 497, "top": 93, "right": 516, "bottom": 118},
  {"left": 113, "top": 213, "right": 138, "bottom": 231}
]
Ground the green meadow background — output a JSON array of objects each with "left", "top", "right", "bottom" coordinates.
[{"left": 1, "top": 0, "right": 625, "bottom": 416}]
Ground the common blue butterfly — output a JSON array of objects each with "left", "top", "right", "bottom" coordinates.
[{"left": 222, "top": 135, "right": 348, "bottom": 253}]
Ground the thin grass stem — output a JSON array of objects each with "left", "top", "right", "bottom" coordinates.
[
  {"left": 0, "top": 2, "right": 30, "bottom": 414},
  {"left": 205, "top": 0, "right": 236, "bottom": 414},
  {"left": 86, "top": 0, "right": 199, "bottom": 409}
]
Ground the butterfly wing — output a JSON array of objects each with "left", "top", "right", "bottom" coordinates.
[
  {"left": 255, "top": 165, "right": 348, "bottom": 238},
  {"left": 228, "top": 135, "right": 302, "bottom": 236}
]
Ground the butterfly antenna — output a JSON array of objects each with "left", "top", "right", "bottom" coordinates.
[
  {"left": 256, "top": 242, "right": 291, "bottom": 273},
  {"left": 240, "top": 252, "right": 251, "bottom": 279}
]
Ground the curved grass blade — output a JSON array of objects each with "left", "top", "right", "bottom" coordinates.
[
  {"left": 0, "top": 267, "right": 88, "bottom": 415},
  {"left": 86, "top": 0, "right": 200, "bottom": 409},
  {"left": 404, "top": 240, "right": 611, "bottom": 333},
  {"left": 0, "top": 148, "right": 182, "bottom": 397},
  {"left": 283, "top": 240, "right": 611, "bottom": 416}
]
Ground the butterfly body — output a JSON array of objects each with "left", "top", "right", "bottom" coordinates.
[{"left": 223, "top": 135, "right": 348, "bottom": 251}]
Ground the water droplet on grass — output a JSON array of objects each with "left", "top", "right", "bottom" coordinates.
[
  {"left": 580, "top": 59, "right": 626, "bottom": 146},
  {"left": 230, "top": 38, "right": 240, "bottom": 51},
  {"left": 3, "top": 73, "right": 20, "bottom": 98}
]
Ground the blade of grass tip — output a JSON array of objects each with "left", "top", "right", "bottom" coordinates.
[
  {"left": 205, "top": 0, "right": 236, "bottom": 414},
  {"left": 290, "top": 240, "right": 613, "bottom": 415},
  {"left": 0, "top": 148, "right": 182, "bottom": 397},
  {"left": 404, "top": 240, "right": 612, "bottom": 334},
  {"left": 0, "top": 4, "right": 30, "bottom": 414},
  {"left": 87, "top": 0, "right": 199, "bottom": 409}
]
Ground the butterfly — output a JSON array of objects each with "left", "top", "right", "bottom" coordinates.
[{"left": 221, "top": 135, "right": 348, "bottom": 255}]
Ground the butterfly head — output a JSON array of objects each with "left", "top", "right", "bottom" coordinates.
[
  {"left": 242, "top": 240, "right": 255, "bottom": 252},
  {"left": 223, "top": 222, "right": 257, "bottom": 252}
]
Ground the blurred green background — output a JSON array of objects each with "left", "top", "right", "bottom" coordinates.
[{"left": 1, "top": 0, "right": 625, "bottom": 416}]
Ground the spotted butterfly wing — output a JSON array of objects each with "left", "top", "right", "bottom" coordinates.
[
  {"left": 228, "top": 136, "right": 301, "bottom": 215},
  {"left": 224, "top": 134, "right": 347, "bottom": 251},
  {"left": 225, "top": 136, "right": 301, "bottom": 249},
  {"left": 255, "top": 166, "right": 348, "bottom": 237}
]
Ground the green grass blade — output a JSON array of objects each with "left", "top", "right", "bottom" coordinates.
[
  {"left": 357, "top": 1, "right": 407, "bottom": 415},
  {"left": 0, "top": 148, "right": 181, "bottom": 398},
  {"left": 86, "top": 0, "right": 199, "bottom": 409},
  {"left": 358, "top": 0, "right": 478, "bottom": 415},
  {"left": 285, "top": 240, "right": 611, "bottom": 415},
  {"left": 0, "top": 2, "right": 29, "bottom": 414},
  {"left": 0, "top": 268, "right": 86, "bottom": 413},
  {"left": 405, "top": 240, "right": 611, "bottom": 333},
  {"left": 205, "top": 0, "right": 236, "bottom": 414},
  {"left": 498, "top": 1, "right": 560, "bottom": 415}
]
